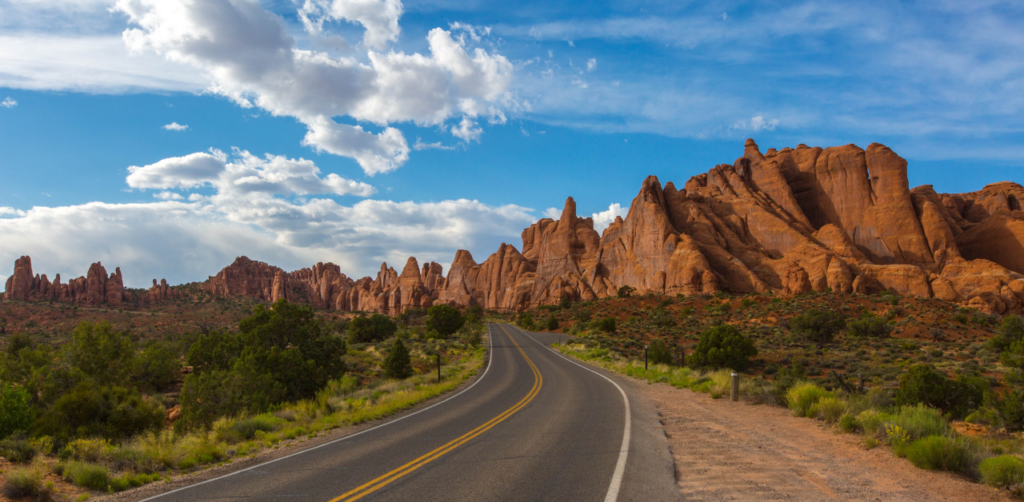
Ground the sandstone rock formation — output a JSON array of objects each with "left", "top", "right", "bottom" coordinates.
[
  {"left": 7, "top": 140, "right": 1024, "bottom": 315},
  {"left": 1, "top": 257, "right": 149, "bottom": 306}
]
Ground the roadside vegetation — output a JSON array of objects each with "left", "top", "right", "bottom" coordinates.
[
  {"left": 512, "top": 289, "right": 1024, "bottom": 498},
  {"left": 0, "top": 299, "right": 486, "bottom": 499}
]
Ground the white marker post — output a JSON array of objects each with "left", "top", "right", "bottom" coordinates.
[{"left": 730, "top": 372, "right": 739, "bottom": 402}]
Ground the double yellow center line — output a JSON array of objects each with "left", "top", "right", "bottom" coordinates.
[{"left": 330, "top": 325, "right": 542, "bottom": 502}]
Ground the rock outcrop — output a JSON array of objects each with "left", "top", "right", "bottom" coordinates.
[{"left": 7, "top": 140, "right": 1024, "bottom": 315}]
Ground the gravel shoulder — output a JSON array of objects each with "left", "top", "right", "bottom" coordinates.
[{"left": 643, "top": 383, "right": 1011, "bottom": 502}]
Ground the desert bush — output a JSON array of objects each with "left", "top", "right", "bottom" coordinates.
[
  {"left": 3, "top": 466, "right": 43, "bottom": 499},
  {"left": 648, "top": 339, "right": 674, "bottom": 366},
  {"left": 857, "top": 409, "right": 888, "bottom": 437},
  {"left": 513, "top": 312, "right": 532, "bottom": 331},
  {"left": 425, "top": 305, "right": 465, "bottom": 338},
  {"left": 848, "top": 313, "right": 893, "bottom": 338},
  {"left": 347, "top": 314, "right": 397, "bottom": 343},
  {"left": 813, "top": 396, "right": 848, "bottom": 424},
  {"left": 36, "top": 382, "right": 164, "bottom": 442},
  {"left": 789, "top": 308, "right": 845, "bottom": 345},
  {"left": 903, "top": 435, "right": 978, "bottom": 477},
  {"left": 595, "top": 317, "right": 616, "bottom": 333},
  {"left": 67, "top": 321, "right": 137, "bottom": 387},
  {"left": 218, "top": 416, "right": 280, "bottom": 443},
  {"left": 574, "top": 309, "right": 593, "bottom": 323},
  {"left": 617, "top": 286, "right": 635, "bottom": 298},
  {"left": 62, "top": 461, "right": 111, "bottom": 491},
  {"left": 383, "top": 340, "right": 413, "bottom": 380},
  {"left": 688, "top": 325, "right": 758, "bottom": 372},
  {"left": 0, "top": 383, "right": 32, "bottom": 440},
  {"left": 980, "top": 455, "right": 1024, "bottom": 490},
  {"left": 649, "top": 309, "right": 676, "bottom": 328},
  {"left": 838, "top": 413, "right": 858, "bottom": 433},
  {"left": 786, "top": 383, "right": 833, "bottom": 417},
  {"left": 546, "top": 315, "right": 559, "bottom": 331},
  {"left": 0, "top": 436, "right": 38, "bottom": 463},
  {"left": 891, "top": 404, "right": 950, "bottom": 440},
  {"left": 182, "top": 300, "right": 347, "bottom": 428},
  {"left": 990, "top": 315, "right": 1024, "bottom": 352},
  {"left": 896, "top": 365, "right": 987, "bottom": 419},
  {"left": 133, "top": 341, "right": 179, "bottom": 392},
  {"left": 66, "top": 438, "right": 112, "bottom": 463}
]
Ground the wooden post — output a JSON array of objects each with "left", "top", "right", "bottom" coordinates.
[
  {"left": 645, "top": 344, "right": 648, "bottom": 370},
  {"left": 731, "top": 372, "right": 739, "bottom": 402}
]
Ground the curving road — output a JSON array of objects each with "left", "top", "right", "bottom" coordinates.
[{"left": 139, "top": 324, "right": 678, "bottom": 501}]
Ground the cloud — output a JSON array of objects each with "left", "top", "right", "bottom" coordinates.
[
  {"left": 154, "top": 191, "right": 183, "bottom": 200},
  {"left": 450, "top": 116, "right": 482, "bottom": 142},
  {"left": 163, "top": 122, "right": 188, "bottom": 131},
  {"left": 0, "top": 35, "right": 206, "bottom": 93},
  {"left": 731, "top": 115, "right": 779, "bottom": 132},
  {"left": 1, "top": 97, "right": 16, "bottom": 108},
  {"left": 591, "top": 203, "right": 626, "bottom": 233},
  {"left": 543, "top": 207, "right": 561, "bottom": 219},
  {"left": 126, "top": 148, "right": 377, "bottom": 197},
  {"left": 112, "top": 0, "right": 514, "bottom": 175},
  {"left": 413, "top": 139, "right": 457, "bottom": 150},
  {"left": 586, "top": 58, "right": 597, "bottom": 72},
  {"left": 299, "top": 0, "right": 403, "bottom": 50}
]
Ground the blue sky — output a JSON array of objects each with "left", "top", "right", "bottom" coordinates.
[{"left": 1, "top": 0, "right": 1023, "bottom": 287}]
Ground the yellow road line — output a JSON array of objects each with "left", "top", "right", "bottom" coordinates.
[{"left": 329, "top": 325, "right": 542, "bottom": 502}]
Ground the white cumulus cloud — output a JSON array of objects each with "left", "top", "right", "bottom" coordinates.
[
  {"left": 1, "top": 97, "right": 17, "bottom": 108},
  {"left": 112, "top": 0, "right": 514, "bottom": 175},
  {"left": 163, "top": 122, "right": 188, "bottom": 131},
  {"left": 591, "top": 202, "right": 627, "bottom": 233}
]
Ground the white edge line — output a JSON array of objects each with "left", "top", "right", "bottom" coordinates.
[
  {"left": 509, "top": 324, "right": 630, "bottom": 502},
  {"left": 138, "top": 326, "right": 496, "bottom": 502}
]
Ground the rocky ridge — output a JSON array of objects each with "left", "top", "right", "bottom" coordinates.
[
  {"left": 2, "top": 256, "right": 179, "bottom": 305},
  {"left": 6, "top": 140, "right": 1024, "bottom": 314}
]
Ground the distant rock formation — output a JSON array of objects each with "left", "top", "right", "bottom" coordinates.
[
  {"left": 6, "top": 140, "right": 1024, "bottom": 314},
  {"left": 1, "top": 256, "right": 154, "bottom": 306}
]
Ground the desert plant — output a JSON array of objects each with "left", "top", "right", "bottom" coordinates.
[
  {"left": 0, "top": 437, "right": 38, "bottom": 463},
  {"left": 425, "top": 305, "right": 465, "bottom": 338},
  {"left": 546, "top": 315, "right": 559, "bottom": 331},
  {"left": 348, "top": 313, "right": 398, "bottom": 343},
  {"left": 62, "top": 461, "right": 111, "bottom": 491},
  {"left": 688, "top": 325, "right": 758, "bottom": 372},
  {"left": 0, "top": 383, "right": 32, "bottom": 440},
  {"left": 516, "top": 312, "right": 534, "bottom": 330},
  {"left": 595, "top": 317, "right": 616, "bottom": 333},
  {"left": 980, "top": 455, "right": 1024, "bottom": 490},
  {"left": 891, "top": 404, "right": 950, "bottom": 440},
  {"left": 848, "top": 313, "right": 893, "bottom": 338},
  {"left": 786, "top": 382, "right": 833, "bottom": 417},
  {"left": 617, "top": 286, "right": 635, "bottom": 298},
  {"left": 383, "top": 340, "right": 413, "bottom": 380},
  {"left": 2, "top": 467, "right": 43, "bottom": 499},
  {"left": 896, "top": 365, "right": 987, "bottom": 420},
  {"left": 789, "top": 308, "right": 845, "bottom": 345},
  {"left": 813, "top": 396, "right": 848, "bottom": 424},
  {"left": 903, "top": 435, "right": 978, "bottom": 477},
  {"left": 648, "top": 339, "right": 674, "bottom": 366}
]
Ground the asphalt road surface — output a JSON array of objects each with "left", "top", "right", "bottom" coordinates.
[{"left": 141, "top": 324, "right": 678, "bottom": 501}]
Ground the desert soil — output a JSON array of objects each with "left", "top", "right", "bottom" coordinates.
[{"left": 643, "top": 383, "right": 1011, "bottom": 502}]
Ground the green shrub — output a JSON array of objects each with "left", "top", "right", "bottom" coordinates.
[
  {"left": 789, "top": 309, "right": 845, "bottom": 345},
  {"left": 0, "top": 383, "right": 32, "bottom": 440},
  {"left": 383, "top": 340, "right": 413, "bottom": 380},
  {"left": 649, "top": 309, "right": 676, "bottom": 328},
  {"left": 3, "top": 467, "right": 43, "bottom": 499},
  {"left": 648, "top": 339, "right": 674, "bottom": 366},
  {"left": 0, "top": 437, "right": 37, "bottom": 463},
  {"left": 546, "top": 315, "right": 559, "bottom": 331},
  {"left": 848, "top": 313, "right": 893, "bottom": 338},
  {"left": 896, "top": 364, "right": 987, "bottom": 419},
  {"left": 425, "top": 305, "right": 465, "bottom": 338},
  {"left": 903, "top": 436, "right": 978, "bottom": 477},
  {"left": 980, "top": 455, "right": 1024, "bottom": 489},
  {"left": 222, "top": 416, "right": 280, "bottom": 442},
  {"left": 891, "top": 404, "right": 950, "bottom": 440},
  {"left": 617, "top": 286, "right": 635, "bottom": 298},
  {"left": 814, "top": 396, "right": 848, "bottom": 424},
  {"left": 574, "top": 309, "right": 593, "bottom": 323},
  {"left": 66, "top": 438, "right": 111, "bottom": 463},
  {"left": 36, "top": 382, "right": 164, "bottom": 442},
  {"left": 688, "top": 325, "right": 758, "bottom": 372},
  {"left": 990, "top": 315, "right": 1024, "bottom": 352},
  {"left": 786, "top": 383, "right": 833, "bottom": 417},
  {"left": 348, "top": 313, "right": 398, "bottom": 343},
  {"left": 62, "top": 461, "right": 111, "bottom": 491},
  {"left": 838, "top": 413, "right": 858, "bottom": 433},
  {"left": 595, "top": 317, "right": 616, "bottom": 333},
  {"left": 857, "top": 409, "right": 887, "bottom": 437},
  {"left": 516, "top": 312, "right": 535, "bottom": 330}
]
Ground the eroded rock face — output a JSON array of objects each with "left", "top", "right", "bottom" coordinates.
[{"left": 8, "top": 140, "right": 1024, "bottom": 315}]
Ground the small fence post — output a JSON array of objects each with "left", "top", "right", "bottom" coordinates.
[
  {"left": 730, "top": 372, "right": 739, "bottom": 402},
  {"left": 644, "top": 344, "right": 649, "bottom": 370}
]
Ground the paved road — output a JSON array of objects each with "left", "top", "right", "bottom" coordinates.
[{"left": 142, "top": 324, "right": 678, "bottom": 501}]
